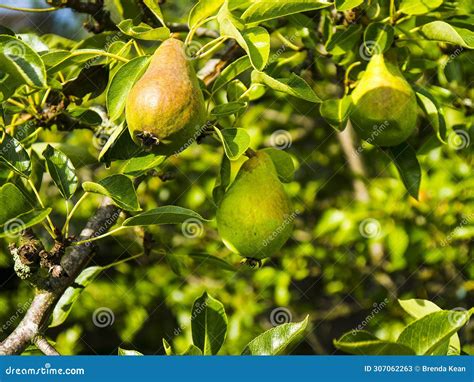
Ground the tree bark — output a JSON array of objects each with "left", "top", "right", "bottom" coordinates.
[{"left": 0, "top": 200, "right": 121, "bottom": 355}]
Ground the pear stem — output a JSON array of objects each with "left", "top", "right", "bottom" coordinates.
[{"left": 245, "top": 148, "right": 257, "bottom": 158}]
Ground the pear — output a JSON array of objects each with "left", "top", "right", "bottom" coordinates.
[
  {"left": 216, "top": 151, "right": 294, "bottom": 261},
  {"left": 126, "top": 38, "right": 206, "bottom": 155},
  {"left": 350, "top": 52, "right": 417, "bottom": 147}
]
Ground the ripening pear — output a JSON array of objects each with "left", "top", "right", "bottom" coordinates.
[
  {"left": 126, "top": 38, "right": 206, "bottom": 155},
  {"left": 216, "top": 151, "right": 294, "bottom": 261},
  {"left": 350, "top": 52, "right": 417, "bottom": 147}
]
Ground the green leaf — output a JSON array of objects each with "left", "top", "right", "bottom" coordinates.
[
  {"left": 181, "top": 344, "right": 203, "bottom": 355},
  {"left": 83, "top": 174, "right": 140, "bottom": 211},
  {"left": 123, "top": 206, "right": 206, "bottom": 227},
  {"left": 117, "top": 19, "right": 170, "bottom": 41},
  {"left": 31, "top": 142, "right": 96, "bottom": 169},
  {"left": 98, "top": 123, "right": 144, "bottom": 165},
  {"left": 242, "top": 316, "right": 308, "bottom": 355},
  {"left": 399, "top": 0, "right": 443, "bottom": 15},
  {"left": 261, "top": 148, "right": 295, "bottom": 183},
  {"left": 386, "top": 226, "right": 409, "bottom": 271},
  {"left": 397, "top": 310, "right": 472, "bottom": 355},
  {"left": 143, "top": 0, "right": 165, "bottom": 24},
  {"left": 363, "top": 23, "right": 394, "bottom": 55},
  {"left": 242, "top": 0, "right": 331, "bottom": 23},
  {"left": 0, "top": 208, "right": 52, "bottom": 238},
  {"left": 0, "top": 35, "right": 46, "bottom": 88},
  {"left": 189, "top": 0, "right": 225, "bottom": 29},
  {"left": 166, "top": 251, "right": 184, "bottom": 277},
  {"left": 243, "top": 27, "right": 270, "bottom": 71},
  {"left": 385, "top": 143, "right": 421, "bottom": 200},
  {"left": 0, "top": 183, "right": 33, "bottom": 225},
  {"left": 211, "top": 101, "right": 247, "bottom": 117},
  {"left": 399, "top": 299, "right": 442, "bottom": 318},
  {"left": 212, "top": 153, "right": 231, "bottom": 205},
  {"left": 50, "top": 266, "right": 103, "bottom": 328},
  {"left": 212, "top": 56, "right": 252, "bottom": 93},
  {"left": 191, "top": 292, "right": 228, "bottom": 355},
  {"left": 42, "top": 49, "right": 107, "bottom": 73},
  {"left": 319, "top": 96, "right": 352, "bottom": 131},
  {"left": 213, "top": 127, "right": 251, "bottom": 160},
  {"left": 107, "top": 56, "right": 150, "bottom": 121},
  {"left": 43, "top": 145, "right": 78, "bottom": 200},
  {"left": 414, "top": 87, "right": 447, "bottom": 143},
  {"left": 334, "top": 330, "right": 416, "bottom": 355},
  {"left": 398, "top": 299, "right": 461, "bottom": 355},
  {"left": 252, "top": 70, "right": 321, "bottom": 102},
  {"left": 118, "top": 347, "right": 143, "bottom": 355},
  {"left": 187, "top": 253, "right": 236, "bottom": 272},
  {"left": 335, "top": 0, "right": 364, "bottom": 11},
  {"left": 120, "top": 153, "right": 166, "bottom": 176},
  {"left": 162, "top": 339, "right": 174, "bottom": 355},
  {"left": 420, "top": 21, "right": 474, "bottom": 49},
  {"left": 0, "top": 131, "right": 31, "bottom": 178},
  {"left": 325, "top": 24, "right": 362, "bottom": 55}
]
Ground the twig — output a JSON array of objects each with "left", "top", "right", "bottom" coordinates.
[
  {"left": 33, "top": 335, "right": 60, "bottom": 356},
  {"left": 46, "top": 0, "right": 116, "bottom": 33},
  {"left": 0, "top": 199, "right": 121, "bottom": 355}
]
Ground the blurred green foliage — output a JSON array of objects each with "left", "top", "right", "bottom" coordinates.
[{"left": 0, "top": 0, "right": 472, "bottom": 355}]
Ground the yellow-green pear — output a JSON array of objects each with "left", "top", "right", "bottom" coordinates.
[
  {"left": 126, "top": 38, "right": 206, "bottom": 155},
  {"left": 216, "top": 151, "right": 294, "bottom": 261},
  {"left": 350, "top": 52, "right": 417, "bottom": 147}
]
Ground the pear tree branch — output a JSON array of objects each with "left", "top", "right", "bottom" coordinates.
[{"left": 0, "top": 200, "right": 121, "bottom": 355}]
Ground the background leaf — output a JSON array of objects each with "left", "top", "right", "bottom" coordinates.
[
  {"left": 0, "top": 35, "right": 46, "bottom": 88},
  {"left": 385, "top": 143, "right": 421, "bottom": 200},
  {"left": 242, "top": 0, "right": 331, "bottom": 23},
  {"left": 241, "top": 316, "right": 308, "bottom": 355},
  {"left": 43, "top": 145, "right": 78, "bottom": 200},
  {"left": 191, "top": 292, "right": 228, "bottom": 355},
  {"left": 0, "top": 132, "right": 31, "bottom": 178},
  {"left": 123, "top": 206, "right": 206, "bottom": 227},
  {"left": 397, "top": 310, "right": 472, "bottom": 355},
  {"left": 82, "top": 174, "right": 140, "bottom": 211},
  {"left": 50, "top": 266, "right": 104, "bottom": 328},
  {"left": 107, "top": 56, "right": 150, "bottom": 121},
  {"left": 334, "top": 331, "right": 416, "bottom": 355},
  {"left": 213, "top": 127, "right": 251, "bottom": 160}
]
